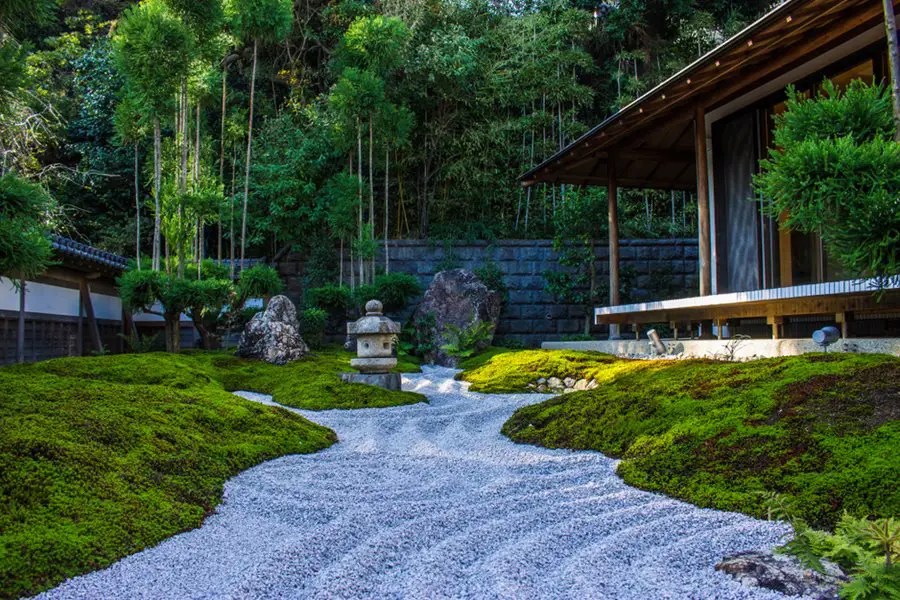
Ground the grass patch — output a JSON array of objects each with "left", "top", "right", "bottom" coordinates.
[
  {"left": 463, "top": 350, "right": 900, "bottom": 529},
  {"left": 0, "top": 348, "right": 423, "bottom": 598}
]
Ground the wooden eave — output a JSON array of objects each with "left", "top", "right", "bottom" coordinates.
[{"left": 521, "top": 0, "right": 891, "bottom": 190}]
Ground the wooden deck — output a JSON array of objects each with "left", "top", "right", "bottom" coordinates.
[{"left": 595, "top": 278, "right": 900, "bottom": 338}]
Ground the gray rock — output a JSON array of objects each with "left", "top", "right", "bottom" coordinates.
[
  {"left": 536, "top": 384, "right": 549, "bottom": 393},
  {"left": 413, "top": 269, "right": 502, "bottom": 367},
  {"left": 537, "top": 377, "right": 548, "bottom": 385},
  {"left": 587, "top": 379, "right": 599, "bottom": 390},
  {"left": 574, "top": 378, "right": 589, "bottom": 391},
  {"left": 716, "top": 551, "right": 847, "bottom": 599},
  {"left": 563, "top": 377, "right": 577, "bottom": 388},
  {"left": 236, "top": 295, "right": 308, "bottom": 365},
  {"left": 547, "top": 377, "right": 562, "bottom": 389}
]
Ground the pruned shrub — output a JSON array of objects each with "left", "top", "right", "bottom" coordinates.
[{"left": 300, "top": 308, "right": 328, "bottom": 349}]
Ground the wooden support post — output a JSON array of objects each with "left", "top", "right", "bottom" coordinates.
[
  {"left": 17, "top": 281, "right": 25, "bottom": 363},
  {"left": 836, "top": 312, "right": 852, "bottom": 339},
  {"left": 608, "top": 158, "right": 620, "bottom": 340},
  {"left": 77, "top": 288, "right": 84, "bottom": 356},
  {"left": 695, "top": 106, "right": 712, "bottom": 297},
  {"left": 767, "top": 315, "right": 784, "bottom": 340},
  {"left": 716, "top": 319, "right": 724, "bottom": 340},
  {"left": 671, "top": 322, "right": 679, "bottom": 341},
  {"left": 80, "top": 280, "right": 103, "bottom": 353},
  {"left": 633, "top": 323, "right": 641, "bottom": 341}
]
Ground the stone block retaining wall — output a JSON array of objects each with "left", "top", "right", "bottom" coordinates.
[{"left": 278, "top": 239, "right": 698, "bottom": 347}]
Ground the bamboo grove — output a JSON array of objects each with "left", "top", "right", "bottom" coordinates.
[{"left": 0, "top": 0, "right": 775, "bottom": 285}]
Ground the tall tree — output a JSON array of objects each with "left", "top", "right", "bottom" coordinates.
[
  {"left": 113, "top": 92, "right": 150, "bottom": 269},
  {"left": 228, "top": 0, "right": 293, "bottom": 268},
  {"left": 113, "top": 0, "right": 194, "bottom": 271}
]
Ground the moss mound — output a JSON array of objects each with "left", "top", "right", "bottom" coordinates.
[
  {"left": 0, "top": 348, "right": 422, "bottom": 598},
  {"left": 467, "top": 350, "right": 900, "bottom": 529},
  {"left": 458, "top": 348, "right": 621, "bottom": 392}
]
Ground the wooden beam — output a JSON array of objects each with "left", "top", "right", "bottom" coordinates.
[
  {"left": 695, "top": 106, "right": 712, "bottom": 296},
  {"left": 17, "top": 282, "right": 25, "bottom": 363},
  {"left": 531, "top": 175, "right": 695, "bottom": 191},
  {"left": 80, "top": 280, "right": 103, "bottom": 353}
]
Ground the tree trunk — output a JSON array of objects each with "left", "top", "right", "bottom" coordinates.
[
  {"left": 368, "top": 118, "right": 375, "bottom": 280},
  {"left": 384, "top": 146, "right": 389, "bottom": 274},
  {"left": 134, "top": 141, "right": 141, "bottom": 270},
  {"left": 180, "top": 82, "right": 189, "bottom": 278},
  {"left": 153, "top": 118, "right": 162, "bottom": 271},
  {"left": 165, "top": 313, "right": 181, "bottom": 353},
  {"left": 357, "top": 120, "right": 364, "bottom": 285},
  {"left": 883, "top": 0, "right": 900, "bottom": 140},
  {"left": 241, "top": 39, "right": 258, "bottom": 270},
  {"left": 230, "top": 144, "right": 237, "bottom": 279},
  {"left": 219, "top": 64, "right": 227, "bottom": 260}
]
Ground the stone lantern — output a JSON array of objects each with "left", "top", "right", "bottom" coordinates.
[{"left": 341, "top": 299, "right": 402, "bottom": 390}]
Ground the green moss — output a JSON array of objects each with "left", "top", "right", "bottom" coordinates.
[
  {"left": 465, "top": 350, "right": 900, "bottom": 529},
  {"left": 458, "top": 348, "right": 621, "bottom": 392},
  {"left": 0, "top": 348, "right": 423, "bottom": 598},
  {"left": 209, "top": 347, "right": 426, "bottom": 410}
]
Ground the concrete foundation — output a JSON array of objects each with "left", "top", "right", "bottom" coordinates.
[
  {"left": 541, "top": 338, "right": 900, "bottom": 359},
  {"left": 341, "top": 372, "right": 402, "bottom": 391}
]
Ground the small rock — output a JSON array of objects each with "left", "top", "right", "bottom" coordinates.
[
  {"left": 537, "top": 377, "right": 547, "bottom": 385},
  {"left": 573, "top": 378, "right": 589, "bottom": 391},
  {"left": 563, "top": 377, "right": 576, "bottom": 388},
  {"left": 527, "top": 383, "right": 536, "bottom": 389},
  {"left": 547, "top": 377, "right": 562, "bottom": 389},
  {"left": 716, "top": 551, "right": 847, "bottom": 600},
  {"left": 587, "top": 379, "right": 599, "bottom": 390},
  {"left": 536, "top": 384, "right": 549, "bottom": 393},
  {"left": 562, "top": 388, "right": 576, "bottom": 394}
]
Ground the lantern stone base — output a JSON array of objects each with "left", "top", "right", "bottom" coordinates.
[{"left": 340, "top": 372, "right": 402, "bottom": 392}]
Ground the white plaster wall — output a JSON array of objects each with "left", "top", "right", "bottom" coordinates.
[{"left": 0, "top": 276, "right": 122, "bottom": 320}]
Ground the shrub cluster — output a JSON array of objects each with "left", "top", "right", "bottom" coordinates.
[{"left": 118, "top": 264, "right": 283, "bottom": 352}]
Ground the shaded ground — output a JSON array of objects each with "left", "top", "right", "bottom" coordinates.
[{"left": 38, "top": 368, "right": 796, "bottom": 600}]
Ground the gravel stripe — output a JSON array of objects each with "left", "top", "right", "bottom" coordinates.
[{"left": 35, "top": 366, "right": 803, "bottom": 600}]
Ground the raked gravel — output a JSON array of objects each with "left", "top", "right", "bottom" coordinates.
[{"left": 35, "top": 366, "right": 804, "bottom": 600}]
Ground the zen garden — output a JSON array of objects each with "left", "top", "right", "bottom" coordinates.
[{"left": 2, "top": 0, "right": 900, "bottom": 598}]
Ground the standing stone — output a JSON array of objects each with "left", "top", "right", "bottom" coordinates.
[
  {"left": 236, "top": 295, "right": 308, "bottom": 365},
  {"left": 413, "top": 269, "right": 502, "bottom": 366}
]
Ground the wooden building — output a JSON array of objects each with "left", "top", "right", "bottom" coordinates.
[
  {"left": 1, "top": 236, "right": 129, "bottom": 364},
  {"left": 522, "top": 0, "right": 900, "bottom": 340}
]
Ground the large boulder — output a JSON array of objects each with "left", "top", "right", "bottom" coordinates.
[
  {"left": 413, "top": 269, "right": 502, "bottom": 366},
  {"left": 236, "top": 295, "right": 308, "bottom": 365}
]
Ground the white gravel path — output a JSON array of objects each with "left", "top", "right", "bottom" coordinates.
[{"left": 35, "top": 366, "right": 802, "bottom": 600}]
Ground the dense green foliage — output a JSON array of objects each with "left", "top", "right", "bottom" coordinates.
[
  {"left": 1, "top": 0, "right": 763, "bottom": 263},
  {"left": 755, "top": 80, "right": 900, "bottom": 285},
  {"left": 0, "top": 173, "right": 55, "bottom": 281},
  {"left": 0, "top": 352, "right": 337, "bottom": 599},
  {"left": 778, "top": 513, "right": 900, "bottom": 599},
  {"left": 460, "top": 350, "right": 900, "bottom": 530}
]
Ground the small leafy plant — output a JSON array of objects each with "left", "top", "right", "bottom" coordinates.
[
  {"left": 440, "top": 320, "right": 494, "bottom": 359},
  {"left": 762, "top": 493, "right": 900, "bottom": 599},
  {"left": 118, "top": 331, "right": 160, "bottom": 353}
]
